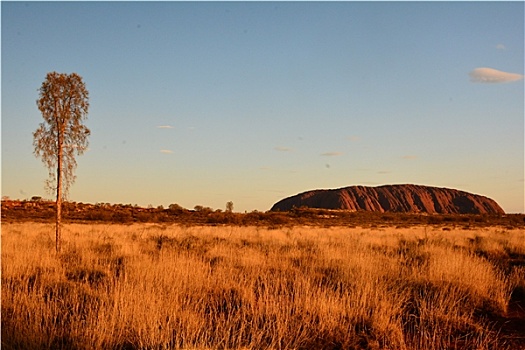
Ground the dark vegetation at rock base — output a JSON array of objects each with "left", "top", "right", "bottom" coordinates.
[{"left": 2, "top": 199, "right": 523, "bottom": 229}]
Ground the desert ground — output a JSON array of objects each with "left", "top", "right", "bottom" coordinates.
[{"left": 2, "top": 222, "right": 524, "bottom": 349}]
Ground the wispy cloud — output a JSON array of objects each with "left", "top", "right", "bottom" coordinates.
[
  {"left": 469, "top": 67, "right": 524, "bottom": 84},
  {"left": 274, "top": 146, "right": 292, "bottom": 152},
  {"left": 160, "top": 149, "right": 173, "bottom": 154},
  {"left": 496, "top": 44, "right": 506, "bottom": 50},
  {"left": 157, "top": 125, "right": 174, "bottom": 129},
  {"left": 401, "top": 155, "right": 417, "bottom": 160},
  {"left": 321, "top": 152, "right": 343, "bottom": 157}
]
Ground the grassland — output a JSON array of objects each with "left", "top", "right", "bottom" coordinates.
[{"left": 2, "top": 223, "right": 525, "bottom": 349}]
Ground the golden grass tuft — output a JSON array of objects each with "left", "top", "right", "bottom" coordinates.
[{"left": 2, "top": 223, "right": 524, "bottom": 349}]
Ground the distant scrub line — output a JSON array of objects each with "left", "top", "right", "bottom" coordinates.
[{"left": 1, "top": 199, "right": 524, "bottom": 228}]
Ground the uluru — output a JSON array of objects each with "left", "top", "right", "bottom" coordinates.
[{"left": 270, "top": 184, "right": 505, "bottom": 214}]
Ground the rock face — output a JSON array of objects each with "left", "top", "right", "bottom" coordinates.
[{"left": 270, "top": 184, "right": 505, "bottom": 214}]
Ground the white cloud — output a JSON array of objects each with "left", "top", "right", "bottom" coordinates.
[
  {"left": 157, "top": 125, "right": 174, "bottom": 129},
  {"left": 274, "top": 146, "right": 292, "bottom": 152},
  {"left": 469, "top": 67, "right": 524, "bottom": 84},
  {"left": 321, "top": 152, "right": 343, "bottom": 157},
  {"left": 160, "top": 149, "right": 173, "bottom": 154}
]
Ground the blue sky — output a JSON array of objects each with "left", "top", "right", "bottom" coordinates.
[{"left": 2, "top": 2, "right": 524, "bottom": 213}]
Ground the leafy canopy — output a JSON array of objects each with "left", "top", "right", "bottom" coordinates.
[{"left": 33, "top": 72, "right": 90, "bottom": 197}]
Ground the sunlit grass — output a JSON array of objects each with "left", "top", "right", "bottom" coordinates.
[{"left": 2, "top": 223, "right": 523, "bottom": 349}]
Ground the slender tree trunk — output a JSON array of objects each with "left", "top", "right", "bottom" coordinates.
[{"left": 56, "top": 128, "right": 63, "bottom": 253}]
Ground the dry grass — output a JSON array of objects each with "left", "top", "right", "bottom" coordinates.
[{"left": 2, "top": 223, "right": 524, "bottom": 349}]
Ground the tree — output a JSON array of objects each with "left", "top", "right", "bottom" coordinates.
[
  {"left": 226, "top": 201, "right": 234, "bottom": 213},
  {"left": 33, "top": 72, "right": 90, "bottom": 252},
  {"left": 168, "top": 203, "right": 183, "bottom": 212}
]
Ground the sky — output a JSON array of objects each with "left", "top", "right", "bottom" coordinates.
[{"left": 2, "top": 1, "right": 524, "bottom": 213}]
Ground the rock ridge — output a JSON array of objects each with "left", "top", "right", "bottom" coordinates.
[{"left": 270, "top": 184, "right": 505, "bottom": 214}]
